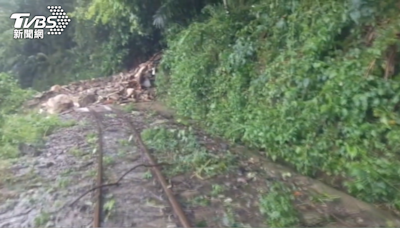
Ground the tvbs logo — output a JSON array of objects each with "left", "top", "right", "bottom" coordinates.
[{"left": 10, "top": 6, "right": 70, "bottom": 39}]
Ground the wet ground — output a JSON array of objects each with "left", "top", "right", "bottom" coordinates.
[
  {"left": 0, "top": 108, "right": 175, "bottom": 228},
  {"left": 1, "top": 101, "right": 400, "bottom": 228}
]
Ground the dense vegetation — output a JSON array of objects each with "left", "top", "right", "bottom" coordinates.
[
  {"left": 1, "top": 0, "right": 400, "bottom": 213},
  {"left": 0, "top": 73, "right": 67, "bottom": 159},
  {"left": 159, "top": 0, "right": 400, "bottom": 210},
  {"left": 0, "top": 0, "right": 220, "bottom": 90}
]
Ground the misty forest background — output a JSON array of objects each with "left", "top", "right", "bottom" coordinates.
[{"left": 1, "top": 0, "right": 400, "bottom": 213}]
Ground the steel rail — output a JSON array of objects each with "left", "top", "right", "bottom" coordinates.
[
  {"left": 112, "top": 107, "right": 191, "bottom": 228},
  {"left": 89, "top": 109, "right": 104, "bottom": 228}
]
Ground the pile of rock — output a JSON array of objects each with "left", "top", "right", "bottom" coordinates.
[{"left": 24, "top": 52, "right": 162, "bottom": 114}]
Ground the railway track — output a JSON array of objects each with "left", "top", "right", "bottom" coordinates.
[
  {"left": 2, "top": 101, "right": 400, "bottom": 227},
  {"left": 88, "top": 106, "right": 191, "bottom": 228}
]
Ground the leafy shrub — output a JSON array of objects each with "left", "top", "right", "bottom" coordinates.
[
  {"left": 160, "top": 0, "right": 400, "bottom": 209},
  {"left": 0, "top": 73, "right": 70, "bottom": 158},
  {"left": 0, "top": 73, "right": 35, "bottom": 115},
  {"left": 142, "top": 126, "right": 236, "bottom": 178},
  {"left": 259, "top": 183, "right": 299, "bottom": 227}
]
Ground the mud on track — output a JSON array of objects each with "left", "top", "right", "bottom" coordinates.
[{"left": 0, "top": 109, "right": 176, "bottom": 228}]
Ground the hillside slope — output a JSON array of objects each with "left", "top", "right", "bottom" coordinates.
[{"left": 158, "top": 0, "right": 400, "bottom": 212}]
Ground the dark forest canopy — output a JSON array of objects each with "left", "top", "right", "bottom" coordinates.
[{"left": 0, "top": 0, "right": 228, "bottom": 89}]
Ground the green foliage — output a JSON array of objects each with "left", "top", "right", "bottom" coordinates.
[
  {"left": 0, "top": 73, "right": 34, "bottom": 115},
  {"left": 0, "top": 113, "right": 69, "bottom": 158},
  {"left": 0, "top": 0, "right": 222, "bottom": 90},
  {"left": 0, "top": 0, "right": 80, "bottom": 90},
  {"left": 0, "top": 73, "right": 72, "bottom": 159},
  {"left": 160, "top": 0, "right": 400, "bottom": 209},
  {"left": 141, "top": 126, "right": 236, "bottom": 178},
  {"left": 259, "top": 183, "right": 299, "bottom": 227}
]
